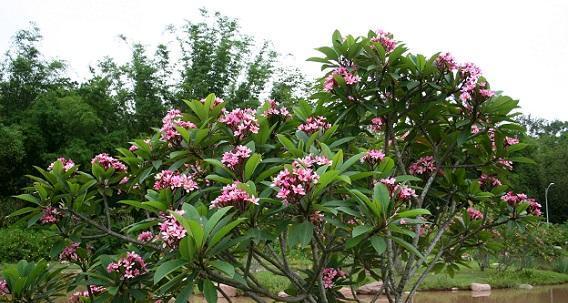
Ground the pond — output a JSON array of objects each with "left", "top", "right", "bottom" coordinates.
[{"left": 187, "top": 283, "right": 568, "bottom": 303}]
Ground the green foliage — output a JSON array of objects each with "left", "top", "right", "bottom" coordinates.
[{"left": 0, "top": 226, "right": 55, "bottom": 262}]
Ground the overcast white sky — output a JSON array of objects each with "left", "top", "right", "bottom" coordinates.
[{"left": 1, "top": 0, "right": 567, "bottom": 120}]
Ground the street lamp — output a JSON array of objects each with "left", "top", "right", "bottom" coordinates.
[{"left": 545, "top": 182, "right": 555, "bottom": 224}]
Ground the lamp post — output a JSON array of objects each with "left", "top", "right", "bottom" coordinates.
[{"left": 545, "top": 182, "right": 555, "bottom": 225}]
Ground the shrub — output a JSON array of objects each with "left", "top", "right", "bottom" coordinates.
[
  {"left": 5, "top": 28, "right": 540, "bottom": 303},
  {"left": 0, "top": 226, "right": 55, "bottom": 263}
]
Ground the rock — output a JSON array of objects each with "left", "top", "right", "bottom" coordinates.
[
  {"left": 470, "top": 283, "right": 491, "bottom": 291},
  {"left": 278, "top": 291, "right": 289, "bottom": 298},
  {"left": 339, "top": 287, "right": 354, "bottom": 299},
  {"left": 471, "top": 290, "right": 491, "bottom": 298},
  {"left": 357, "top": 281, "right": 384, "bottom": 295},
  {"left": 518, "top": 284, "right": 533, "bottom": 290},
  {"left": 217, "top": 283, "right": 238, "bottom": 297},
  {"left": 451, "top": 287, "right": 459, "bottom": 291}
]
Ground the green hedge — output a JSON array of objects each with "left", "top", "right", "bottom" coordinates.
[{"left": 0, "top": 226, "right": 55, "bottom": 263}]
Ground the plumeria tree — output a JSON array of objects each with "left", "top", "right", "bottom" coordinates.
[{"left": 3, "top": 29, "right": 540, "bottom": 303}]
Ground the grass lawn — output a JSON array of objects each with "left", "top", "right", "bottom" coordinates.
[{"left": 253, "top": 264, "right": 568, "bottom": 293}]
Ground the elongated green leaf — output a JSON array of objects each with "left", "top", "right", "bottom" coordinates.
[
  {"left": 352, "top": 225, "right": 373, "bottom": 238},
  {"left": 209, "top": 218, "right": 246, "bottom": 248},
  {"left": 119, "top": 200, "right": 160, "bottom": 213},
  {"left": 370, "top": 236, "right": 386, "bottom": 254},
  {"left": 392, "top": 236, "right": 424, "bottom": 260},
  {"left": 13, "top": 194, "right": 40, "bottom": 205},
  {"left": 154, "top": 260, "right": 186, "bottom": 284},
  {"left": 396, "top": 209, "right": 431, "bottom": 219},
  {"left": 288, "top": 221, "right": 313, "bottom": 247},
  {"left": 203, "top": 279, "right": 218, "bottom": 303},
  {"left": 210, "top": 260, "right": 235, "bottom": 277},
  {"left": 244, "top": 153, "right": 262, "bottom": 181},
  {"left": 176, "top": 280, "right": 194, "bottom": 303},
  {"left": 204, "top": 207, "right": 233, "bottom": 237}
]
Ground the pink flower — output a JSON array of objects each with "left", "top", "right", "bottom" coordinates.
[
  {"left": 153, "top": 170, "right": 198, "bottom": 192},
  {"left": 467, "top": 207, "right": 483, "bottom": 220},
  {"left": 210, "top": 182, "right": 259, "bottom": 211},
  {"left": 262, "top": 99, "right": 291, "bottom": 118},
  {"left": 48, "top": 157, "right": 75, "bottom": 172},
  {"left": 497, "top": 158, "right": 513, "bottom": 171},
  {"left": 92, "top": 153, "right": 127, "bottom": 172},
  {"left": 59, "top": 243, "right": 80, "bottom": 262},
  {"left": 106, "top": 251, "right": 147, "bottom": 280},
  {"left": 409, "top": 156, "right": 437, "bottom": 175},
  {"left": 68, "top": 285, "right": 106, "bottom": 303},
  {"left": 298, "top": 116, "right": 331, "bottom": 134},
  {"left": 160, "top": 109, "right": 196, "bottom": 145},
  {"left": 361, "top": 149, "right": 385, "bottom": 165},
  {"left": 310, "top": 211, "right": 325, "bottom": 224},
  {"left": 159, "top": 212, "right": 186, "bottom": 248},
  {"left": 0, "top": 279, "right": 9, "bottom": 296},
  {"left": 369, "top": 117, "right": 385, "bottom": 133},
  {"left": 396, "top": 185, "right": 416, "bottom": 201},
  {"left": 40, "top": 206, "right": 61, "bottom": 224},
  {"left": 273, "top": 158, "right": 323, "bottom": 205},
  {"left": 296, "top": 155, "right": 332, "bottom": 167},
  {"left": 137, "top": 231, "right": 154, "bottom": 242},
  {"left": 458, "top": 62, "right": 482, "bottom": 105},
  {"left": 221, "top": 145, "right": 252, "bottom": 169},
  {"left": 436, "top": 52, "right": 458, "bottom": 71},
  {"left": 505, "top": 136, "right": 520, "bottom": 147},
  {"left": 323, "top": 67, "right": 361, "bottom": 92},
  {"left": 322, "top": 267, "right": 346, "bottom": 289},
  {"left": 371, "top": 29, "right": 397, "bottom": 52},
  {"left": 479, "top": 89, "right": 495, "bottom": 98},
  {"left": 479, "top": 174, "right": 502, "bottom": 187},
  {"left": 219, "top": 108, "right": 260, "bottom": 139},
  {"left": 128, "top": 145, "right": 138, "bottom": 152},
  {"left": 527, "top": 198, "right": 542, "bottom": 216},
  {"left": 471, "top": 124, "right": 480, "bottom": 135}
]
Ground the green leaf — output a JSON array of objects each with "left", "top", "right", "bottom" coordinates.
[
  {"left": 209, "top": 218, "right": 246, "bottom": 248},
  {"left": 6, "top": 207, "right": 37, "bottom": 218},
  {"left": 204, "top": 207, "right": 233, "bottom": 237},
  {"left": 119, "top": 200, "right": 160, "bottom": 213},
  {"left": 13, "top": 194, "right": 39, "bottom": 205},
  {"left": 288, "top": 221, "right": 313, "bottom": 247},
  {"left": 373, "top": 183, "right": 390, "bottom": 217},
  {"left": 352, "top": 225, "right": 373, "bottom": 238},
  {"left": 154, "top": 260, "right": 186, "bottom": 284},
  {"left": 203, "top": 279, "right": 218, "bottom": 303},
  {"left": 210, "top": 260, "right": 235, "bottom": 277},
  {"left": 509, "top": 156, "right": 536, "bottom": 164},
  {"left": 396, "top": 209, "right": 431, "bottom": 219},
  {"left": 370, "top": 236, "right": 386, "bottom": 254},
  {"left": 392, "top": 236, "right": 424, "bottom": 260},
  {"left": 244, "top": 153, "right": 262, "bottom": 181},
  {"left": 176, "top": 280, "right": 194, "bottom": 303}
]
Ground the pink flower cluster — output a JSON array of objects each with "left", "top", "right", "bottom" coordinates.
[
  {"left": 497, "top": 158, "right": 513, "bottom": 171},
  {"left": 129, "top": 145, "right": 138, "bottom": 152},
  {"left": 273, "top": 157, "right": 326, "bottom": 205},
  {"left": 137, "top": 231, "right": 154, "bottom": 242},
  {"left": 0, "top": 279, "right": 9, "bottom": 296},
  {"left": 262, "top": 99, "right": 290, "bottom": 118},
  {"left": 219, "top": 108, "right": 260, "bottom": 139},
  {"left": 295, "top": 155, "right": 333, "bottom": 167},
  {"left": 106, "top": 251, "right": 147, "bottom": 280},
  {"left": 467, "top": 207, "right": 483, "bottom": 220},
  {"left": 323, "top": 66, "right": 361, "bottom": 92},
  {"left": 160, "top": 109, "right": 196, "bottom": 145},
  {"left": 222, "top": 145, "right": 252, "bottom": 169},
  {"left": 322, "top": 267, "right": 346, "bottom": 289},
  {"left": 40, "top": 206, "right": 61, "bottom": 224},
  {"left": 298, "top": 116, "right": 331, "bottom": 134},
  {"left": 361, "top": 149, "right": 385, "bottom": 165},
  {"left": 409, "top": 156, "right": 437, "bottom": 175},
  {"left": 479, "top": 174, "right": 502, "bottom": 187},
  {"left": 310, "top": 211, "right": 325, "bottom": 225},
  {"left": 379, "top": 178, "right": 417, "bottom": 201},
  {"left": 153, "top": 170, "right": 198, "bottom": 192},
  {"left": 458, "top": 62, "right": 482, "bottom": 104},
  {"left": 210, "top": 183, "right": 259, "bottom": 210},
  {"left": 59, "top": 243, "right": 80, "bottom": 262},
  {"left": 371, "top": 29, "right": 397, "bottom": 52},
  {"left": 505, "top": 136, "right": 520, "bottom": 147},
  {"left": 48, "top": 157, "right": 75, "bottom": 172},
  {"left": 501, "top": 192, "right": 541, "bottom": 216},
  {"left": 91, "top": 153, "right": 127, "bottom": 172},
  {"left": 471, "top": 124, "right": 481, "bottom": 135},
  {"left": 369, "top": 117, "right": 385, "bottom": 133},
  {"left": 69, "top": 285, "right": 106, "bottom": 303},
  {"left": 159, "top": 212, "right": 187, "bottom": 248},
  {"left": 436, "top": 52, "right": 458, "bottom": 71}
]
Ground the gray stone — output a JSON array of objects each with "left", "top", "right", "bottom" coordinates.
[
  {"left": 217, "top": 283, "right": 238, "bottom": 297},
  {"left": 451, "top": 287, "right": 459, "bottom": 291},
  {"left": 278, "top": 291, "right": 289, "bottom": 298},
  {"left": 518, "top": 284, "right": 533, "bottom": 290},
  {"left": 470, "top": 283, "right": 491, "bottom": 291},
  {"left": 339, "top": 287, "right": 354, "bottom": 299}
]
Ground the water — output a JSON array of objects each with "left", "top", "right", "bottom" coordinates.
[{"left": 188, "top": 284, "right": 568, "bottom": 303}]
